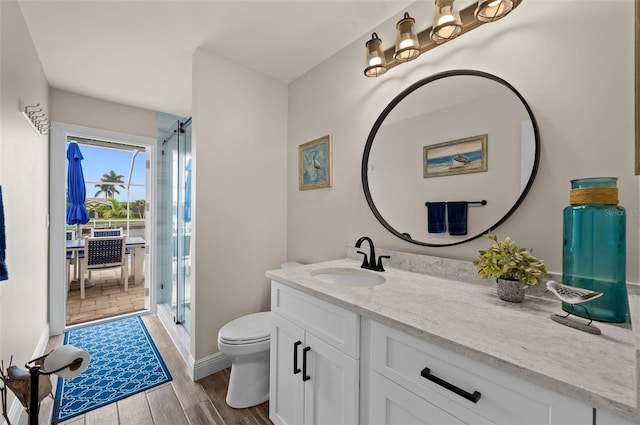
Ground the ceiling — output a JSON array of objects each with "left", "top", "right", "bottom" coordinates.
[{"left": 19, "top": 0, "right": 414, "bottom": 118}]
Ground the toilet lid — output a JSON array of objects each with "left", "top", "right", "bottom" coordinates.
[{"left": 218, "top": 311, "right": 271, "bottom": 344}]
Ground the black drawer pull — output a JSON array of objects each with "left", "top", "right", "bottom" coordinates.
[
  {"left": 293, "top": 341, "right": 302, "bottom": 374},
  {"left": 302, "top": 346, "right": 311, "bottom": 382},
  {"left": 421, "top": 367, "right": 481, "bottom": 403}
]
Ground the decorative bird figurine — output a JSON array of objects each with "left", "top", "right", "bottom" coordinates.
[
  {"left": 545, "top": 280, "right": 603, "bottom": 335},
  {"left": 545, "top": 280, "right": 603, "bottom": 304}
]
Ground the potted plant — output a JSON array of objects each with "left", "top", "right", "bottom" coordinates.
[{"left": 473, "top": 234, "right": 547, "bottom": 302}]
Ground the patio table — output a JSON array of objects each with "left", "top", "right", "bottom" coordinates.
[{"left": 66, "top": 237, "right": 145, "bottom": 285}]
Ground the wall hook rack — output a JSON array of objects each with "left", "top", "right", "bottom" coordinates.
[{"left": 19, "top": 100, "right": 50, "bottom": 136}]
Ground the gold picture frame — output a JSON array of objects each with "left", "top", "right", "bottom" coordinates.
[
  {"left": 298, "top": 135, "right": 333, "bottom": 190},
  {"left": 423, "top": 134, "right": 488, "bottom": 178}
]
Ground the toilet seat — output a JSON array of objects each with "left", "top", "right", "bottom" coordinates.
[
  {"left": 219, "top": 335, "right": 270, "bottom": 345},
  {"left": 218, "top": 311, "right": 271, "bottom": 345}
]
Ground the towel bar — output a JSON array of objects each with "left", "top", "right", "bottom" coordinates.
[{"left": 424, "top": 200, "right": 487, "bottom": 206}]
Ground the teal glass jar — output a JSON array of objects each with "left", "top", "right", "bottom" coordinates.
[{"left": 562, "top": 177, "right": 628, "bottom": 323}]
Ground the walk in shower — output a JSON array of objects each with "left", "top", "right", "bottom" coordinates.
[{"left": 158, "top": 115, "right": 192, "bottom": 333}]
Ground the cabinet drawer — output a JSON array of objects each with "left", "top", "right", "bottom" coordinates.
[
  {"left": 370, "top": 321, "right": 591, "bottom": 425},
  {"left": 370, "top": 371, "right": 491, "bottom": 425},
  {"left": 271, "top": 282, "right": 359, "bottom": 358}
]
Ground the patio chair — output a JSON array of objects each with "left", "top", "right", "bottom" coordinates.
[
  {"left": 80, "top": 235, "right": 128, "bottom": 299},
  {"left": 90, "top": 227, "right": 123, "bottom": 237},
  {"left": 91, "top": 227, "right": 131, "bottom": 270}
]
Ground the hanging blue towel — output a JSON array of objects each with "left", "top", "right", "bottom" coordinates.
[
  {"left": 0, "top": 186, "right": 7, "bottom": 281},
  {"left": 426, "top": 202, "right": 446, "bottom": 233},
  {"left": 447, "top": 201, "right": 468, "bottom": 236}
]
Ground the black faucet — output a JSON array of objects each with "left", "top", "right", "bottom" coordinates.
[{"left": 355, "top": 236, "right": 390, "bottom": 272}]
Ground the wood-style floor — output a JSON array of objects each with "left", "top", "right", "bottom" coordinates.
[{"left": 18, "top": 315, "right": 271, "bottom": 425}]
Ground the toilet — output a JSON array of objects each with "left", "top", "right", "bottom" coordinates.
[
  {"left": 217, "top": 262, "right": 303, "bottom": 408},
  {"left": 218, "top": 311, "right": 271, "bottom": 408}
]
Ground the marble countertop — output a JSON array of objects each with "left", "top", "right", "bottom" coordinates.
[{"left": 267, "top": 258, "right": 640, "bottom": 422}]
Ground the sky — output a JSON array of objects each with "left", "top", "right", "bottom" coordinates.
[{"left": 69, "top": 143, "right": 147, "bottom": 202}]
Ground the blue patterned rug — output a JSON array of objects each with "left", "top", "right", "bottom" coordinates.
[{"left": 52, "top": 316, "right": 172, "bottom": 423}]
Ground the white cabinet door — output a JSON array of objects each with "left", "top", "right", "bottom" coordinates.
[
  {"left": 270, "top": 313, "right": 305, "bottom": 425},
  {"left": 271, "top": 313, "right": 359, "bottom": 425},
  {"left": 303, "top": 332, "right": 359, "bottom": 425}
]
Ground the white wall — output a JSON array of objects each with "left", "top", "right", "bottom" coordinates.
[
  {"left": 0, "top": 0, "right": 50, "bottom": 413},
  {"left": 191, "top": 49, "right": 287, "bottom": 360},
  {"left": 50, "top": 88, "right": 157, "bottom": 138},
  {"left": 287, "top": 0, "right": 639, "bottom": 283}
]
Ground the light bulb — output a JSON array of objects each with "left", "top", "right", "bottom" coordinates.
[
  {"left": 436, "top": 15, "right": 457, "bottom": 39},
  {"left": 475, "top": 0, "right": 514, "bottom": 22},
  {"left": 486, "top": 0, "right": 506, "bottom": 13},
  {"left": 437, "top": 14, "right": 455, "bottom": 26},
  {"left": 399, "top": 39, "right": 415, "bottom": 49}
]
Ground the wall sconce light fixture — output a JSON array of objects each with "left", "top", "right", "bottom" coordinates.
[
  {"left": 365, "top": 33, "right": 388, "bottom": 77},
  {"left": 431, "top": 0, "right": 463, "bottom": 43},
  {"left": 475, "top": 0, "right": 514, "bottom": 22},
  {"left": 364, "top": 0, "right": 522, "bottom": 77},
  {"left": 394, "top": 13, "right": 421, "bottom": 62}
]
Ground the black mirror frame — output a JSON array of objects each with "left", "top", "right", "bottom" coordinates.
[{"left": 361, "top": 69, "right": 541, "bottom": 247}]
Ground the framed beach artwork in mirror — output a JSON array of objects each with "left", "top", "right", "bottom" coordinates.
[
  {"left": 299, "top": 135, "right": 333, "bottom": 190},
  {"left": 423, "top": 134, "right": 488, "bottom": 178}
]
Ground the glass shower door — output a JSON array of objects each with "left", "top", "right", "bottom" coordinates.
[{"left": 159, "top": 118, "right": 191, "bottom": 332}]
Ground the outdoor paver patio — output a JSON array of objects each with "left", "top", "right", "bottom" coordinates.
[{"left": 66, "top": 267, "right": 145, "bottom": 325}]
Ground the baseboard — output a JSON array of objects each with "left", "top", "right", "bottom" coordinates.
[
  {"left": 154, "top": 305, "right": 230, "bottom": 381},
  {"left": 191, "top": 352, "right": 231, "bottom": 381},
  {"left": 4, "top": 323, "right": 50, "bottom": 425}
]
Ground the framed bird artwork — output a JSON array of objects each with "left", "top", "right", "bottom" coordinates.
[{"left": 299, "top": 135, "right": 333, "bottom": 190}]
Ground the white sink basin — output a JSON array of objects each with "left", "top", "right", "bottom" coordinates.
[{"left": 311, "top": 267, "right": 385, "bottom": 287}]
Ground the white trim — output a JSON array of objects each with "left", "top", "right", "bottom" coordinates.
[
  {"left": 49, "top": 121, "right": 157, "bottom": 335},
  {"left": 192, "top": 352, "right": 231, "bottom": 381},
  {"left": 5, "top": 324, "right": 50, "bottom": 425},
  {"left": 34, "top": 323, "right": 51, "bottom": 359},
  {"left": 156, "top": 303, "right": 190, "bottom": 359},
  {"left": 156, "top": 304, "right": 194, "bottom": 374},
  {"left": 155, "top": 304, "right": 229, "bottom": 381}
]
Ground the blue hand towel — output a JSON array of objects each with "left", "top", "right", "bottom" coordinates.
[
  {"left": 447, "top": 201, "right": 468, "bottom": 236},
  {"left": 426, "top": 202, "right": 446, "bottom": 233},
  {"left": 0, "top": 186, "right": 7, "bottom": 281}
]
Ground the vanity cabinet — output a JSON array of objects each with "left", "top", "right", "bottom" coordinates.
[
  {"left": 368, "top": 320, "right": 593, "bottom": 425},
  {"left": 270, "top": 282, "right": 359, "bottom": 425}
]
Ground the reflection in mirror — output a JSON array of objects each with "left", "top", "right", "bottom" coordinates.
[{"left": 363, "top": 70, "right": 539, "bottom": 247}]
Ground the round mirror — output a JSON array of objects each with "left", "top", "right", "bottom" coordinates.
[{"left": 362, "top": 70, "right": 540, "bottom": 247}]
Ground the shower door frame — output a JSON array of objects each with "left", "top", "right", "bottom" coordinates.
[{"left": 159, "top": 118, "right": 191, "bottom": 331}]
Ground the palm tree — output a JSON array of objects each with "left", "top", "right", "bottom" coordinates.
[
  {"left": 95, "top": 170, "right": 125, "bottom": 199},
  {"left": 130, "top": 200, "right": 146, "bottom": 219},
  {"left": 96, "top": 199, "right": 128, "bottom": 219}
]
